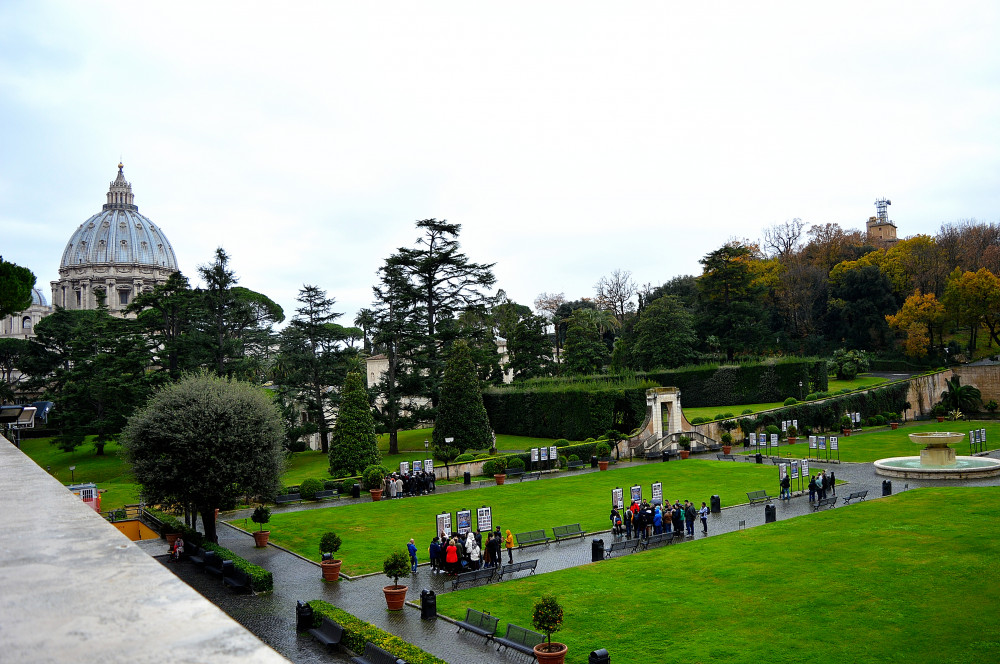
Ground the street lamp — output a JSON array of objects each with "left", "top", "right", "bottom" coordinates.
[
  {"left": 424, "top": 439, "right": 429, "bottom": 452},
  {"left": 69, "top": 465, "right": 76, "bottom": 483},
  {"left": 799, "top": 381, "right": 803, "bottom": 400}
]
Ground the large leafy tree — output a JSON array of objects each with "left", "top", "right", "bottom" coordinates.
[
  {"left": 120, "top": 372, "right": 284, "bottom": 543},
  {"left": 698, "top": 241, "right": 768, "bottom": 360},
  {"left": 432, "top": 339, "right": 492, "bottom": 458},
  {"left": 827, "top": 264, "right": 898, "bottom": 350},
  {"left": 128, "top": 272, "right": 210, "bottom": 379},
  {"left": 0, "top": 338, "right": 29, "bottom": 402},
  {"left": 506, "top": 312, "right": 553, "bottom": 380},
  {"left": 886, "top": 290, "right": 946, "bottom": 358},
  {"left": 328, "top": 371, "right": 381, "bottom": 476},
  {"left": 562, "top": 309, "right": 609, "bottom": 375},
  {"left": 632, "top": 295, "right": 697, "bottom": 370},
  {"left": 0, "top": 257, "right": 35, "bottom": 318}
]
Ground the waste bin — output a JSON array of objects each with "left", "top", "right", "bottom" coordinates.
[
  {"left": 589, "top": 648, "right": 610, "bottom": 664},
  {"left": 591, "top": 455, "right": 599, "bottom": 468},
  {"left": 591, "top": 538, "right": 605, "bottom": 562},
  {"left": 662, "top": 450, "right": 670, "bottom": 462},
  {"left": 882, "top": 479, "right": 892, "bottom": 496},
  {"left": 755, "top": 453, "right": 763, "bottom": 464},
  {"left": 463, "top": 471, "right": 471, "bottom": 485},
  {"left": 351, "top": 483, "right": 361, "bottom": 499},
  {"left": 764, "top": 504, "right": 776, "bottom": 523},
  {"left": 711, "top": 495, "right": 721, "bottom": 514},
  {"left": 420, "top": 589, "right": 437, "bottom": 620},
  {"left": 295, "top": 600, "right": 314, "bottom": 632}
]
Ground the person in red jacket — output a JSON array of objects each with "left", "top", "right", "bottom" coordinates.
[{"left": 445, "top": 538, "right": 459, "bottom": 575}]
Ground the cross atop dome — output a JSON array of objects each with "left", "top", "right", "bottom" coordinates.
[{"left": 104, "top": 163, "right": 137, "bottom": 212}]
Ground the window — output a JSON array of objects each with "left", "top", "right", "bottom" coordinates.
[
  {"left": 22, "top": 317, "right": 32, "bottom": 330},
  {"left": 76, "top": 290, "right": 82, "bottom": 306},
  {"left": 119, "top": 291, "right": 129, "bottom": 306}
]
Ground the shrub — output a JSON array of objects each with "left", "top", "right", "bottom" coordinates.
[
  {"left": 786, "top": 425, "right": 797, "bottom": 438},
  {"left": 203, "top": 541, "right": 273, "bottom": 592},
  {"left": 508, "top": 457, "right": 526, "bottom": 471},
  {"left": 320, "top": 531, "right": 342, "bottom": 557},
  {"left": 764, "top": 424, "right": 781, "bottom": 438},
  {"left": 307, "top": 601, "right": 447, "bottom": 664},
  {"left": 383, "top": 550, "right": 411, "bottom": 587},
  {"left": 690, "top": 416, "right": 709, "bottom": 425},
  {"left": 558, "top": 455, "right": 568, "bottom": 468},
  {"left": 532, "top": 595, "right": 564, "bottom": 647},
  {"left": 678, "top": 435, "right": 691, "bottom": 449},
  {"left": 783, "top": 397, "right": 798, "bottom": 406},
  {"left": 840, "top": 387, "right": 852, "bottom": 394},
  {"left": 595, "top": 442, "right": 611, "bottom": 457},
  {"left": 454, "top": 453, "right": 475, "bottom": 463},
  {"left": 840, "top": 415, "right": 852, "bottom": 429},
  {"left": 804, "top": 393, "right": 818, "bottom": 401},
  {"left": 300, "top": 478, "right": 323, "bottom": 500},
  {"left": 568, "top": 454, "right": 580, "bottom": 463},
  {"left": 720, "top": 432, "right": 733, "bottom": 444},
  {"left": 361, "top": 464, "right": 386, "bottom": 491},
  {"left": 741, "top": 408, "right": 754, "bottom": 415},
  {"left": 555, "top": 439, "right": 570, "bottom": 446},
  {"left": 583, "top": 437, "right": 596, "bottom": 443},
  {"left": 251, "top": 505, "right": 271, "bottom": 532},
  {"left": 875, "top": 415, "right": 886, "bottom": 426},
  {"left": 474, "top": 453, "right": 490, "bottom": 460},
  {"left": 492, "top": 456, "right": 507, "bottom": 473},
  {"left": 986, "top": 400, "right": 998, "bottom": 414}
]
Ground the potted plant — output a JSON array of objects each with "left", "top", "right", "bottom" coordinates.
[
  {"left": 382, "top": 549, "right": 411, "bottom": 610},
  {"left": 933, "top": 404, "right": 946, "bottom": 422},
  {"left": 720, "top": 432, "right": 733, "bottom": 454},
  {"left": 251, "top": 505, "right": 271, "bottom": 547},
  {"left": 532, "top": 595, "right": 567, "bottom": 664},
  {"left": 492, "top": 456, "right": 508, "bottom": 484},
  {"left": 678, "top": 435, "right": 691, "bottom": 459},
  {"left": 362, "top": 464, "right": 386, "bottom": 501},
  {"left": 319, "top": 531, "right": 343, "bottom": 581},
  {"left": 786, "top": 425, "right": 797, "bottom": 445},
  {"left": 840, "top": 415, "right": 853, "bottom": 435},
  {"left": 595, "top": 442, "right": 611, "bottom": 470}
]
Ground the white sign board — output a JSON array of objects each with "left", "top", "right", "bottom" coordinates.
[
  {"left": 540, "top": 447, "right": 549, "bottom": 461},
  {"left": 456, "top": 509, "right": 473, "bottom": 535},
  {"left": 436, "top": 512, "right": 452, "bottom": 538},
  {"left": 425, "top": 459, "right": 433, "bottom": 472},
  {"left": 651, "top": 481, "right": 663, "bottom": 505},
  {"left": 612, "top": 487, "right": 624, "bottom": 510},
  {"left": 399, "top": 461, "right": 409, "bottom": 474},
  {"left": 477, "top": 506, "right": 493, "bottom": 532},
  {"left": 531, "top": 448, "right": 539, "bottom": 462},
  {"left": 791, "top": 459, "right": 800, "bottom": 479},
  {"left": 549, "top": 445, "right": 558, "bottom": 461},
  {"left": 809, "top": 436, "right": 817, "bottom": 449},
  {"left": 830, "top": 436, "right": 839, "bottom": 450},
  {"left": 413, "top": 460, "right": 422, "bottom": 473}
]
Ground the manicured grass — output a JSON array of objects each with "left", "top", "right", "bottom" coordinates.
[
  {"left": 828, "top": 374, "right": 888, "bottom": 391},
  {"left": 774, "top": 420, "right": 998, "bottom": 462},
  {"left": 245, "top": 460, "right": 783, "bottom": 575},
  {"left": 17, "top": 437, "right": 139, "bottom": 512},
  {"left": 683, "top": 402, "right": 784, "bottom": 421},
  {"left": 436, "top": 487, "right": 1000, "bottom": 664}
]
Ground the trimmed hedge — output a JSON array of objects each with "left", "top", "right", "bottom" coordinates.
[
  {"left": 750, "top": 382, "right": 910, "bottom": 434},
  {"left": 308, "top": 600, "right": 446, "bottom": 664},
  {"left": 203, "top": 541, "right": 274, "bottom": 593}
]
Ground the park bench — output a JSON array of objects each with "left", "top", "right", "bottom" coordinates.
[
  {"left": 843, "top": 490, "right": 869, "bottom": 504},
  {"left": 275, "top": 492, "right": 302, "bottom": 505},
  {"left": 519, "top": 472, "right": 541, "bottom": 482},
  {"left": 188, "top": 546, "right": 209, "bottom": 567},
  {"left": 603, "top": 539, "right": 635, "bottom": 558},
  {"left": 307, "top": 615, "right": 344, "bottom": 649},
  {"left": 204, "top": 552, "right": 226, "bottom": 578},
  {"left": 813, "top": 496, "right": 838, "bottom": 512},
  {"left": 351, "top": 641, "right": 406, "bottom": 664},
  {"left": 221, "top": 561, "right": 251, "bottom": 593},
  {"left": 452, "top": 566, "right": 495, "bottom": 590},
  {"left": 552, "top": 524, "right": 585, "bottom": 541},
  {"left": 506, "top": 468, "right": 525, "bottom": 479},
  {"left": 497, "top": 559, "right": 538, "bottom": 581},
  {"left": 706, "top": 441, "right": 722, "bottom": 452},
  {"left": 494, "top": 623, "right": 545, "bottom": 659},
  {"left": 455, "top": 608, "right": 499, "bottom": 643},
  {"left": 639, "top": 531, "right": 675, "bottom": 550},
  {"left": 514, "top": 530, "right": 550, "bottom": 547},
  {"left": 313, "top": 489, "right": 338, "bottom": 500},
  {"left": 747, "top": 490, "right": 774, "bottom": 505},
  {"left": 717, "top": 454, "right": 737, "bottom": 461},
  {"left": 645, "top": 450, "right": 660, "bottom": 461},
  {"left": 567, "top": 459, "right": 586, "bottom": 470}
]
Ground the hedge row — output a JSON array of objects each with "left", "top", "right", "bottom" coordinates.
[
  {"left": 639, "top": 359, "right": 825, "bottom": 407},
  {"left": 308, "top": 601, "right": 446, "bottom": 664},
  {"left": 483, "top": 384, "right": 647, "bottom": 440},
  {"left": 739, "top": 382, "right": 910, "bottom": 434}
]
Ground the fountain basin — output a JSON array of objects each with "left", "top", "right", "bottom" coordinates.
[{"left": 874, "top": 455, "right": 1000, "bottom": 479}]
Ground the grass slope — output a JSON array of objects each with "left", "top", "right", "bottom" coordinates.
[{"left": 437, "top": 486, "right": 1000, "bottom": 664}]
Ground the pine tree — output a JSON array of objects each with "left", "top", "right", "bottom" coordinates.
[
  {"left": 433, "top": 339, "right": 492, "bottom": 458},
  {"left": 328, "top": 371, "right": 381, "bottom": 476}
]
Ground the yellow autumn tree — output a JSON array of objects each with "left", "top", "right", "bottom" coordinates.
[{"left": 886, "top": 290, "right": 945, "bottom": 358}]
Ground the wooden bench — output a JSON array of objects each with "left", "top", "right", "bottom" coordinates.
[
  {"left": 603, "top": 539, "right": 636, "bottom": 558},
  {"left": 313, "top": 489, "right": 338, "bottom": 500},
  {"left": 813, "top": 496, "right": 838, "bottom": 511},
  {"left": 843, "top": 490, "right": 869, "bottom": 504},
  {"left": 455, "top": 608, "right": 499, "bottom": 642},
  {"left": 308, "top": 615, "right": 344, "bottom": 648},
  {"left": 519, "top": 472, "right": 541, "bottom": 482},
  {"left": 706, "top": 442, "right": 722, "bottom": 452},
  {"left": 497, "top": 559, "right": 538, "bottom": 581},
  {"left": 717, "top": 454, "right": 737, "bottom": 461},
  {"left": 275, "top": 493, "right": 302, "bottom": 505},
  {"left": 638, "top": 531, "right": 675, "bottom": 550},
  {"left": 188, "top": 546, "right": 209, "bottom": 567},
  {"left": 747, "top": 490, "right": 774, "bottom": 505},
  {"left": 221, "top": 561, "right": 251, "bottom": 592},
  {"left": 494, "top": 623, "right": 545, "bottom": 659},
  {"left": 567, "top": 459, "right": 586, "bottom": 470},
  {"left": 506, "top": 468, "right": 525, "bottom": 480},
  {"left": 351, "top": 641, "right": 405, "bottom": 664},
  {"left": 514, "top": 529, "right": 550, "bottom": 548},
  {"left": 452, "top": 566, "right": 495, "bottom": 590},
  {"left": 645, "top": 450, "right": 661, "bottom": 461},
  {"left": 204, "top": 552, "right": 226, "bottom": 577},
  {"left": 552, "top": 523, "right": 585, "bottom": 541}
]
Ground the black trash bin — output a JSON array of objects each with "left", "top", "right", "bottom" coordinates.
[
  {"left": 351, "top": 483, "right": 361, "bottom": 499},
  {"left": 463, "top": 471, "right": 471, "bottom": 485},
  {"left": 591, "top": 455, "right": 598, "bottom": 468},
  {"left": 882, "top": 479, "right": 892, "bottom": 496},
  {"left": 420, "top": 589, "right": 437, "bottom": 620},
  {"left": 589, "top": 648, "right": 611, "bottom": 664},
  {"left": 755, "top": 453, "right": 763, "bottom": 464},
  {"left": 764, "top": 504, "right": 776, "bottom": 523},
  {"left": 591, "top": 538, "right": 605, "bottom": 562},
  {"left": 295, "top": 600, "right": 314, "bottom": 632},
  {"left": 711, "top": 495, "right": 721, "bottom": 514},
  {"left": 662, "top": 450, "right": 669, "bottom": 462}
]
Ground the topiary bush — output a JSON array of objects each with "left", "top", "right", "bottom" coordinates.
[
  {"left": 690, "top": 416, "right": 709, "bottom": 425},
  {"left": 454, "top": 453, "right": 475, "bottom": 463},
  {"left": 507, "top": 457, "right": 526, "bottom": 471},
  {"left": 482, "top": 459, "right": 497, "bottom": 476},
  {"left": 362, "top": 464, "right": 386, "bottom": 491},
  {"left": 474, "top": 453, "right": 490, "bottom": 460},
  {"left": 595, "top": 442, "right": 611, "bottom": 458},
  {"left": 783, "top": 397, "right": 798, "bottom": 406},
  {"left": 720, "top": 432, "right": 733, "bottom": 444},
  {"left": 300, "top": 477, "right": 323, "bottom": 500},
  {"left": 320, "top": 531, "right": 342, "bottom": 557},
  {"left": 741, "top": 408, "right": 754, "bottom": 415},
  {"left": 568, "top": 454, "right": 580, "bottom": 464}
]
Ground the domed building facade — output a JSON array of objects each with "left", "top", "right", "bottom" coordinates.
[
  {"left": 51, "top": 164, "right": 178, "bottom": 312},
  {"left": 0, "top": 287, "right": 51, "bottom": 339}
]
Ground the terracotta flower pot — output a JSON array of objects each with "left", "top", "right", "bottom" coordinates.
[
  {"left": 383, "top": 585, "right": 408, "bottom": 610},
  {"left": 534, "top": 641, "right": 568, "bottom": 664},
  {"left": 936, "top": 416, "right": 945, "bottom": 423},
  {"left": 495, "top": 474, "right": 506, "bottom": 485},
  {"left": 787, "top": 437, "right": 796, "bottom": 445},
  {"left": 722, "top": 445, "right": 732, "bottom": 454},
  {"left": 890, "top": 422, "right": 899, "bottom": 430},
  {"left": 842, "top": 429, "right": 851, "bottom": 436},
  {"left": 598, "top": 460, "right": 609, "bottom": 471},
  {"left": 680, "top": 450, "right": 690, "bottom": 459},
  {"left": 370, "top": 488, "right": 383, "bottom": 501},
  {"left": 321, "top": 559, "right": 342, "bottom": 582},
  {"left": 253, "top": 530, "right": 270, "bottom": 548}
]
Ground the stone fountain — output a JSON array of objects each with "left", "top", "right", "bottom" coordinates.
[{"left": 874, "top": 431, "right": 1000, "bottom": 479}]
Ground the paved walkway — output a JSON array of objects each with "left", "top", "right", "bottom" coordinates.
[{"left": 157, "top": 450, "right": 1000, "bottom": 664}]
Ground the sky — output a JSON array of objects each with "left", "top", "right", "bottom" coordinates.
[{"left": 2, "top": 1, "right": 999, "bottom": 325}]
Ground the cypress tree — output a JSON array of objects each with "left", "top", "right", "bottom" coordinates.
[
  {"left": 328, "top": 371, "right": 381, "bottom": 477},
  {"left": 433, "top": 339, "right": 493, "bottom": 457}
]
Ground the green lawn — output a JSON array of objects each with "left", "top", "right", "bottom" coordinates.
[
  {"left": 436, "top": 486, "right": 1000, "bottom": 664},
  {"left": 243, "top": 460, "right": 784, "bottom": 575},
  {"left": 828, "top": 374, "right": 888, "bottom": 391}
]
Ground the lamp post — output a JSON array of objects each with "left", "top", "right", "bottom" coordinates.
[
  {"left": 69, "top": 465, "right": 76, "bottom": 483},
  {"left": 424, "top": 439, "right": 429, "bottom": 453},
  {"left": 799, "top": 381, "right": 803, "bottom": 400}
]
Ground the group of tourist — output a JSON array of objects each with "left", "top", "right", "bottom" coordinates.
[
  {"left": 610, "top": 499, "right": 709, "bottom": 538},
  {"left": 426, "top": 527, "right": 514, "bottom": 575},
  {"left": 384, "top": 471, "right": 436, "bottom": 498},
  {"left": 807, "top": 470, "right": 836, "bottom": 502}
]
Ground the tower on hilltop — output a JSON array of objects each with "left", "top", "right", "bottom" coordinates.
[{"left": 866, "top": 198, "right": 897, "bottom": 244}]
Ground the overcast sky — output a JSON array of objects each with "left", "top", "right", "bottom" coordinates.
[{"left": 2, "top": 1, "right": 999, "bottom": 325}]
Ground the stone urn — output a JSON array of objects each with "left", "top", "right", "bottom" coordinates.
[
  {"left": 383, "top": 585, "right": 408, "bottom": 610},
  {"left": 495, "top": 474, "right": 506, "bottom": 485},
  {"left": 321, "top": 559, "right": 343, "bottom": 582},
  {"left": 370, "top": 488, "right": 383, "bottom": 501},
  {"left": 533, "top": 642, "right": 568, "bottom": 664}
]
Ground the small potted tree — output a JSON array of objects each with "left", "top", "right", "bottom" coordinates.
[
  {"left": 595, "top": 442, "right": 611, "bottom": 470},
  {"left": 362, "top": 464, "right": 386, "bottom": 501},
  {"left": 532, "top": 595, "right": 567, "bottom": 664},
  {"left": 840, "top": 415, "right": 853, "bottom": 435},
  {"left": 251, "top": 505, "right": 271, "bottom": 547},
  {"left": 933, "top": 404, "right": 946, "bottom": 422},
  {"left": 678, "top": 435, "right": 692, "bottom": 459},
  {"left": 887, "top": 412, "right": 900, "bottom": 430},
  {"left": 720, "top": 432, "right": 733, "bottom": 455},
  {"left": 382, "top": 549, "right": 411, "bottom": 610},
  {"left": 319, "top": 531, "right": 343, "bottom": 581},
  {"left": 786, "top": 425, "right": 798, "bottom": 445},
  {"left": 492, "top": 456, "right": 508, "bottom": 484}
]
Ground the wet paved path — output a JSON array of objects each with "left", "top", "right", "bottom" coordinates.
[{"left": 157, "top": 450, "right": 1000, "bottom": 664}]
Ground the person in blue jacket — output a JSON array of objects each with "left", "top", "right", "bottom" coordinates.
[{"left": 407, "top": 538, "right": 418, "bottom": 572}]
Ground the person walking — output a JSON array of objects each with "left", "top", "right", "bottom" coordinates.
[
  {"left": 699, "top": 502, "right": 709, "bottom": 534},
  {"left": 808, "top": 475, "right": 817, "bottom": 502},
  {"left": 505, "top": 529, "right": 514, "bottom": 564},
  {"left": 445, "top": 538, "right": 459, "bottom": 575},
  {"left": 817, "top": 471, "right": 827, "bottom": 500},
  {"left": 685, "top": 500, "right": 697, "bottom": 536},
  {"left": 407, "top": 538, "right": 418, "bottom": 572},
  {"left": 429, "top": 537, "right": 441, "bottom": 573},
  {"left": 780, "top": 473, "right": 791, "bottom": 501},
  {"left": 624, "top": 507, "right": 633, "bottom": 539}
]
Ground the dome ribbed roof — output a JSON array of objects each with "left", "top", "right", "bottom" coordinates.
[
  {"left": 31, "top": 288, "right": 47, "bottom": 307},
  {"left": 59, "top": 164, "right": 178, "bottom": 271}
]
